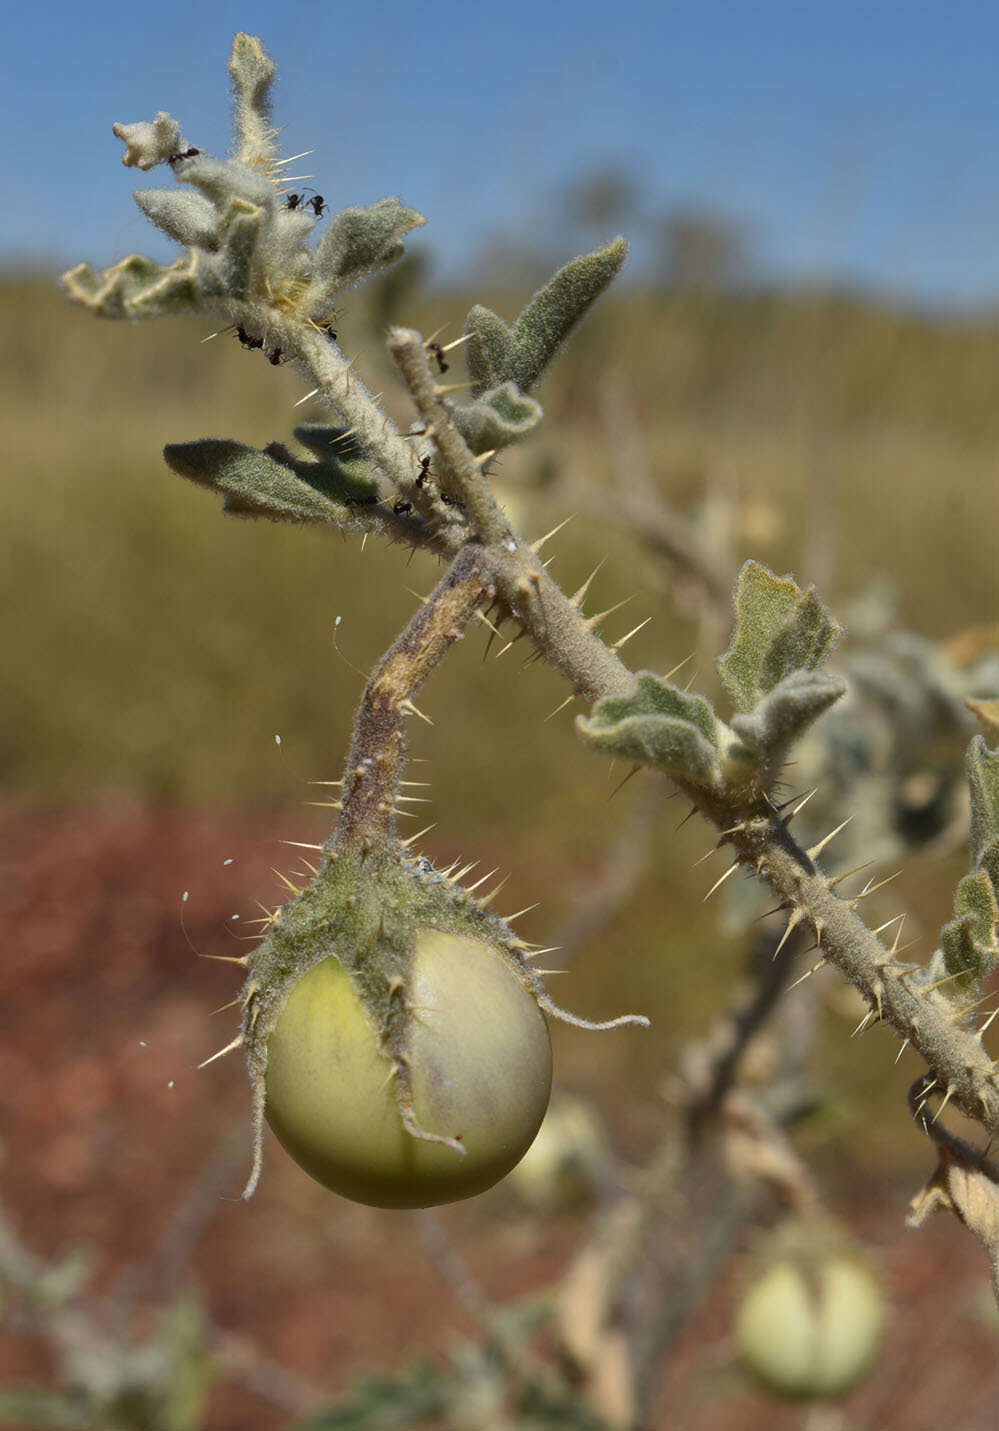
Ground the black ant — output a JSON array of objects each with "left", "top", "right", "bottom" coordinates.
[
  {"left": 416, "top": 456, "right": 431, "bottom": 488},
  {"left": 393, "top": 501, "right": 413, "bottom": 515},
  {"left": 345, "top": 494, "right": 379, "bottom": 507},
  {"left": 440, "top": 493, "right": 466, "bottom": 510},
  {"left": 169, "top": 146, "right": 201, "bottom": 166},
  {"left": 284, "top": 191, "right": 327, "bottom": 218},
  {"left": 318, "top": 321, "right": 337, "bottom": 341},
  {"left": 427, "top": 341, "right": 448, "bottom": 374},
  {"left": 236, "top": 325, "right": 264, "bottom": 351},
  {"left": 267, "top": 348, "right": 283, "bottom": 366}
]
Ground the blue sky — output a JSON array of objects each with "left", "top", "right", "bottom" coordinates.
[{"left": 9, "top": 0, "right": 999, "bottom": 304}]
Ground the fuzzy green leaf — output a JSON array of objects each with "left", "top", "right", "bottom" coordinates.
[
  {"left": 163, "top": 439, "right": 360, "bottom": 522},
  {"left": 216, "top": 199, "right": 264, "bottom": 297},
  {"left": 292, "top": 424, "right": 372, "bottom": 480},
  {"left": 112, "top": 111, "right": 182, "bottom": 170},
  {"left": 719, "top": 562, "right": 843, "bottom": 713},
  {"left": 61, "top": 253, "right": 203, "bottom": 319},
  {"left": 134, "top": 188, "right": 220, "bottom": 248},
  {"left": 464, "top": 305, "right": 515, "bottom": 396},
  {"left": 178, "top": 154, "right": 274, "bottom": 209},
  {"left": 228, "top": 33, "right": 277, "bottom": 168},
  {"left": 448, "top": 381, "right": 543, "bottom": 453},
  {"left": 461, "top": 240, "right": 625, "bottom": 400},
  {"left": 509, "top": 238, "right": 627, "bottom": 392},
  {"left": 271, "top": 436, "right": 379, "bottom": 505},
  {"left": 730, "top": 672, "right": 846, "bottom": 779},
  {"left": 577, "top": 671, "right": 720, "bottom": 785},
  {"left": 941, "top": 870, "right": 999, "bottom": 989},
  {"left": 308, "top": 199, "right": 426, "bottom": 301},
  {"left": 968, "top": 736, "right": 999, "bottom": 880}
]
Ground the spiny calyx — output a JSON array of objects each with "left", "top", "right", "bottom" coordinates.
[{"left": 213, "top": 842, "right": 646, "bottom": 1207}]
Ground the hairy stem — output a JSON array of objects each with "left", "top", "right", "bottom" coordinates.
[
  {"left": 385, "top": 329, "right": 999, "bottom": 1146},
  {"left": 331, "top": 544, "right": 493, "bottom": 854},
  {"left": 388, "top": 326, "right": 510, "bottom": 544},
  {"left": 284, "top": 320, "right": 467, "bottom": 542}
]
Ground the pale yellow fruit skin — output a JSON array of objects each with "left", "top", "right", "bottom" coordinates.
[
  {"left": 735, "top": 1257, "right": 884, "bottom": 1399},
  {"left": 264, "top": 929, "right": 552, "bottom": 1208},
  {"left": 509, "top": 1093, "right": 610, "bottom": 1211}
]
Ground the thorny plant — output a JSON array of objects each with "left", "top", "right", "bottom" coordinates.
[{"left": 55, "top": 30, "right": 999, "bottom": 1427}]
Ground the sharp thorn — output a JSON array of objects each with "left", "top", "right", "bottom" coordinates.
[
  {"left": 210, "top": 997, "right": 244, "bottom": 1016},
  {"left": 529, "top": 515, "right": 575, "bottom": 554},
  {"left": 663, "top": 653, "right": 695, "bottom": 682},
  {"left": 271, "top": 869, "right": 302, "bottom": 894},
  {"left": 873, "top": 913, "right": 906, "bottom": 936},
  {"left": 585, "top": 595, "right": 633, "bottom": 631},
  {"left": 478, "top": 874, "right": 510, "bottom": 908},
  {"left": 932, "top": 1085, "right": 956, "bottom": 1123},
  {"left": 612, "top": 617, "right": 652, "bottom": 652},
  {"left": 676, "top": 804, "right": 699, "bottom": 832},
  {"left": 197, "top": 1034, "right": 244, "bottom": 1069},
  {"left": 783, "top": 788, "right": 819, "bottom": 823},
  {"left": 787, "top": 958, "right": 826, "bottom": 991},
  {"left": 545, "top": 693, "right": 577, "bottom": 722},
  {"left": 772, "top": 910, "right": 802, "bottom": 958},
  {"left": 980, "top": 1006, "right": 999, "bottom": 1038},
  {"left": 399, "top": 699, "right": 434, "bottom": 725},
  {"left": 807, "top": 817, "right": 853, "bottom": 862},
  {"left": 608, "top": 764, "right": 642, "bottom": 800},
  {"left": 570, "top": 560, "right": 605, "bottom": 608},
  {"left": 703, "top": 862, "right": 740, "bottom": 902},
  {"left": 464, "top": 867, "right": 499, "bottom": 895},
  {"left": 506, "top": 903, "right": 540, "bottom": 923}
]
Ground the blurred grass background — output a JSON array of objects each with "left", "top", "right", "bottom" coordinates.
[{"left": 5, "top": 254, "right": 999, "bottom": 1184}]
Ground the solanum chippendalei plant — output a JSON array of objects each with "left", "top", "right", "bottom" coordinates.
[{"left": 64, "top": 28, "right": 999, "bottom": 1354}]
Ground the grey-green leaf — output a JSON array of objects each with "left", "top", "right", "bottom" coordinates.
[
  {"left": 719, "top": 561, "right": 843, "bottom": 712},
  {"left": 968, "top": 736, "right": 999, "bottom": 879},
  {"left": 308, "top": 198, "right": 426, "bottom": 302},
  {"left": 178, "top": 154, "right": 275, "bottom": 209},
  {"left": 217, "top": 200, "right": 265, "bottom": 297},
  {"left": 447, "top": 381, "right": 543, "bottom": 454},
  {"left": 464, "top": 305, "right": 515, "bottom": 396},
  {"left": 508, "top": 237, "right": 627, "bottom": 392},
  {"left": 228, "top": 33, "right": 277, "bottom": 165},
  {"left": 730, "top": 672, "right": 846, "bottom": 779},
  {"left": 134, "top": 189, "right": 220, "bottom": 248},
  {"left": 112, "top": 111, "right": 182, "bottom": 170},
  {"left": 61, "top": 253, "right": 202, "bottom": 319},
  {"left": 577, "top": 671, "right": 720, "bottom": 785},
  {"left": 164, "top": 440, "right": 352, "bottom": 522},
  {"left": 941, "top": 870, "right": 999, "bottom": 989}
]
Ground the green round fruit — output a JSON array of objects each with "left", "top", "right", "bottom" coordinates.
[
  {"left": 735, "top": 1253, "right": 884, "bottom": 1399},
  {"left": 264, "top": 928, "right": 552, "bottom": 1208},
  {"left": 509, "top": 1093, "right": 610, "bottom": 1211}
]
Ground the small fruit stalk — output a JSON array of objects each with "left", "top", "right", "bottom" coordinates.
[{"left": 209, "top": 546, "right": 646, "bottom": 1208}]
